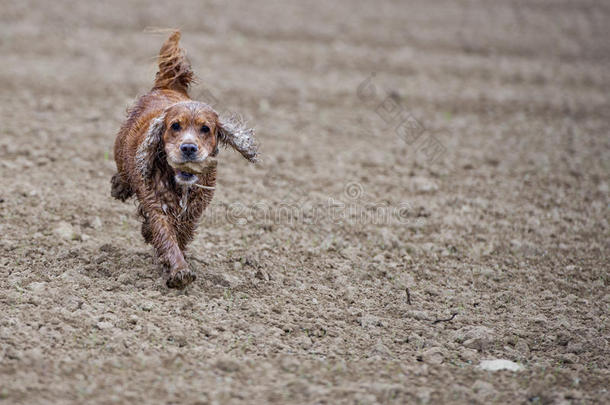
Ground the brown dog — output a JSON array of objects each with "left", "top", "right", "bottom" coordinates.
[{"left": 111, "top": 31, "right": 258, "bottom": 289}]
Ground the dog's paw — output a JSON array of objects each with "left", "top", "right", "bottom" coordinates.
[{"left": 166, "top": 267, "right": 197, "bottom": 289}]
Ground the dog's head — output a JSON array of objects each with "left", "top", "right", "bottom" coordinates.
[
  {"left": 162, "top": 102, "right": 219, "bottom": 185},
  {"left": 137, "top": 101, "right": 258, "bottom": 185}
]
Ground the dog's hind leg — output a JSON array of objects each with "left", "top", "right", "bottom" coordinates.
[{"left": 110, "top": 173, "right": 134, "bottom": 201}]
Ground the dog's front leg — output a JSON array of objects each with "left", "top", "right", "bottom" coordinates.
[{"left": 141, "top": 204, "right": 196, "bottom": 289}]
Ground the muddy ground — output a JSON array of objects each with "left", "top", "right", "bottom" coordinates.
[{"left": 0, "top": 0, "right": 608, "bottom": 403}]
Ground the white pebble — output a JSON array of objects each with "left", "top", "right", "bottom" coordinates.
[{"left": 478, "top": 359, "right": 524, "bottom": 372}]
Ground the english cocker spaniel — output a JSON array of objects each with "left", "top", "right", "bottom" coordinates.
[{"left": 111, "top": 31, "right": 258, "bottom": 289}]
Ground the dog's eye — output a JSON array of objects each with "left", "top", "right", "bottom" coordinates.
[
  {"left": 200, "top": 125, "right": 210, "bottom": 133},
  {"left": 171, "top": 122, "right": 181, "bottom": 131}
]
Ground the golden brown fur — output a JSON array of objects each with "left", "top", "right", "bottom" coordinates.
[{"left": 111, "top": 31, "right": 258, "bottom": 289}]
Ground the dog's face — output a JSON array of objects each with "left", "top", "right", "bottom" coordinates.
[
  {"left": 162, "top": 102, "right": 218, "bottom": 185},
  {"left": 137, "top": 101, "right": 258, "bottom": 185}
]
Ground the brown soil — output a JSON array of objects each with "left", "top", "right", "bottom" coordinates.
[{"left": 1, "top": 0, "right": 608, "bottom": 403}]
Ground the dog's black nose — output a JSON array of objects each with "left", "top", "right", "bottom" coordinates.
[{"left": 180, "top": 143, "right": 198, "bottom": 157}]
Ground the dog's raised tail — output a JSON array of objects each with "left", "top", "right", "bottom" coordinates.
[{"left": 153, "top": 30, "right": 194, "bottom": 94}]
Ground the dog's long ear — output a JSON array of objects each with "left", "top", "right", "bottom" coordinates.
[
  {"left": 217, "top": 114, "right": 259, "bottom": 162},
  {"left": 136, "top": 114, "right": 166, "bottom": 180}
]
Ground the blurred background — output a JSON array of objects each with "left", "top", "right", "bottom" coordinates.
[{"left": 1, "top": 0, "right": 608, "bottom": 403}]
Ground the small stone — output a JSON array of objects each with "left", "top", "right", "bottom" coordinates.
[
  {"left": 478, "top": 359, "right": 523, "bottom": 372},
  {"left": 141, "top": 301, "right": 154, "bottom": 312},
  {"left": 463, "top": 338, "right": 482, "bottom": 350},
  {"left": 457, "top": 326, "right": 495, "bottom": 351},
  {"left": 459, "top": 348, "right": 478, "bottom": 363},
  {"left": 421, "top": 347, "right": 444, "bottom": 365},
  {"left": 54, "top": 221, "right": 76, "bottom": 240},
  {"left": 96, "top": 321, "right": 113, "bottom": 330}
]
